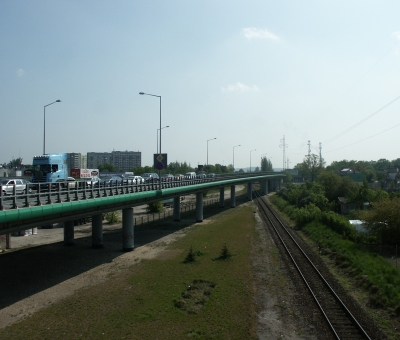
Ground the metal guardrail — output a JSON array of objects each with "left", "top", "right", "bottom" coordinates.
[{"left": 0, "top": 172, "right": 280, "bottom": 211}]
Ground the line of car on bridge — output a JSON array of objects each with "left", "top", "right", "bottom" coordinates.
[
  {"left": 85, "top": 171, "right": 216, "bottom": 187},
  {"left": 1, "top": 172, "right": 216, "bottom": 195}
]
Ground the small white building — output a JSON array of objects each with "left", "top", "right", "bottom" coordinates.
[{"left": 349, "top": 220, "right": 368, "bottom": 234}]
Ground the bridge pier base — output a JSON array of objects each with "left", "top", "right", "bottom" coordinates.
[
  {"left": 122, "top": 208, "right": 134, "bottom": 252},
  {"left": 247, "top": 182, "right": 253, "bottom": 201},
  {"left": 173, "top": 197, "right": 180, "bottom": 221},
  {"left": 92, "top": 214, "right": 103, "bottom": 248},
  {"left": 219, "top": 187, "right": 225, "bottom": 208},
  {"left": 64, "top": 220, "right": 74, "bottom": 246},
  {"left": 230, "top": 185, "right": 236, "bottom": 208},
  {"left": 196, "top": 192, "right": 203, "bottom": 222}
]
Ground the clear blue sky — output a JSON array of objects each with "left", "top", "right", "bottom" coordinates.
[{"left": 1, "top": 0, "right": 400, "bottom": 170}]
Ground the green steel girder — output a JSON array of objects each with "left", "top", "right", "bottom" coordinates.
[{"left": 0, "top": 174, "right": 284, "bottom": 233}]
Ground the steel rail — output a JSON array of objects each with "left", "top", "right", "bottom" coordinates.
[{"left": 253, "top": 190, "right": 371, "bottom": 340}]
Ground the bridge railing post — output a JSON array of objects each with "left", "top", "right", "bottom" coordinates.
[
  {"left": 0, "top": 189, "right": 4, "bottom": 211},
  {"left": 47, "top": 182, "right": 52, "bottom": 204}
]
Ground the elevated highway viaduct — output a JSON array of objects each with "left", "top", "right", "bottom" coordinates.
[{"left": 0, "top": 172, "right": 285, "bottom": 251}]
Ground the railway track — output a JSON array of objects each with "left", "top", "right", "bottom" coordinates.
[{"left": 253, "top": 190, "right": 372, "bottom": 340}]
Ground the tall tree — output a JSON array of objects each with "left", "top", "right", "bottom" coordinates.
[
  {"left": 295, "top": 153, "right": 325, "bottom": 182},
  {"left": 360, "top": 197, "right": 400, "bottom": 245},
  {"left": 7, "top": 157, "right": 23, "bottom": 169},
  {"left": 99, "top": 163, "right": 116, "bottom": 172},
  {"left": 261, "top": 156, "right": 273, "bottom": 171}
]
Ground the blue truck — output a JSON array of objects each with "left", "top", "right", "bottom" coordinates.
[{"left": 31, "top": 153, "right": 69, "bottom": 189}]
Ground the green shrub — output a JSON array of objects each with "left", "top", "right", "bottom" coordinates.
[
  {"left": 183, "top": 246, "right": 196, "bottom": 263},
  {"left": 147, "top": 201, "right": 163, "bottom": 213},
  {"left": 294, "top": 203, "right": 321, "bottom": 227},
  {"left": 320, "top": 211, "right": 356, "bottom": 239},
  {"left": 104, "top": 211, "right": 119, "bottom": 224}
]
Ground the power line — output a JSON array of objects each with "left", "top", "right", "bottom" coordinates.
[
  {"left": 323, "top": 93, "right": 400, "bottom": 145},
  {"left": 308, "top": 39, "right": 399, "bottom": 128},
  {"left": 324, "top": 122, "right": 400, "bottom": 154}
]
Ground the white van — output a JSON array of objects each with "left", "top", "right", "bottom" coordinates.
[{"left": 184, "top": 172, "right": 197, "bottom": 179}]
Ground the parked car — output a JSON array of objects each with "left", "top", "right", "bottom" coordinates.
[
  {"left": 161, "top": 174, "right": 174, "bottom": 182},
  {"left": 174, "top": 174, "right": 184, "bottom": 181},
  {"left": 85, "top": 177, "right": 102, "bottom": 187},
  {"left": 106, "top": 176, "right": 124, "bottom": 186},
  {"left": 207, "top": 173, "right": 216, "bottom": 178},
  {"left": 52, "top": 177, "right": 77, "bottom": 190},
  {"left": 197, "top": 173, "right": 207, "bottom": 179},
  {"left": 141, "top": 173, "right": 160, "bottom": 182},
  {"left": 184, "top": 172, "right": 197, "bottom": 179},
  {"left": 1, "top": 178, "right": 31, "bottom": 195},
  {"left": 126, "top": 176, "right": 144, "bottom": 184}
]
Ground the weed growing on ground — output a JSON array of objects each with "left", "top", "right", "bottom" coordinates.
[
  {"left": 104, "top": 211, "right": 119, "bottom": 224},
  {"left": 213, "top": 242, "right": 232, "bottom": 261},
  {"left": 183, "top": 246, "right": 196, "bottom": 263}
]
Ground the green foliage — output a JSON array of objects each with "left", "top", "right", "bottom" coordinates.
[
  {"left": 316, "top": 171, "right": 356, "bottom": 203},
  {"left": 131, "top": 165, "right": 156, "bottom": 175},
  {"left": 217, "top": 243, "right": 232, "bottom": 260},
  {"left": 294, "top": 204, "right": 321, "bottom": 227},
  {"left": 99, "top": 163, "right": 116, "bottom": 172},
  {"left": 320, "top": 211, "right": 356, "bottom": 239},
  {"left": 261, "top": 156, "right": 273, "bottom": 171},
  {"left": 360, "top": 197, "right": 400, "bottom": 245},
  {"left": 278, "top": 182, "right": 328, "bottom": 210},
  {"left": 146, "top": 201, "right": 163, "bottom": 213},
  {"left": 294, "top": 153, "right": 325, "bottom": 182},
  {"left": 104, "top": 211, "right": 119, "bottom": 224},
  {"left": 183, "top": 246, "right": 196, "bottom": 263},
  {"left": 7, "top": 157, "right": 23, "bottom": 169},
  {"left": 303, "top": 220, "right": 400, "bottom": 309},
  {"left": 282, "top": 170, "right": 293, "bottom": 183}
]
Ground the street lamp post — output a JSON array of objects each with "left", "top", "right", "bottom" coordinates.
[
  {"left": 139, "top": 92, "right": 162, "bottom": 175},
  {"left": 207, "top": 138, "right": 217, "bottom": 170},
  {"left": 233, "top": 145, "right": 241, "bottom": 171},
  {"left": 43, "top": 100, "right": 61, "bottom": 154},
  {"left": 250, "top": 149, "right": 256, "bottom": 172},
  {"left": 157, "top": 126, "right": 169, "bottom": 155}
]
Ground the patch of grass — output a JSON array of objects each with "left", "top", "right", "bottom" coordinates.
[
  {"left": 0, "top": 205, "right": 258, "bottom": 340},
  {"left": 303, "top": 220, "right": 400, "bottom": 309},
  {"left": 174, "top": 279, "right": 216, "bottom": 314}
]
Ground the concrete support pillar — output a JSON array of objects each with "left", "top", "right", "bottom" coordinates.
[
  {"left": 122, "top": 208, "right": 134, "bottom": 252},
  {"left": 230, "top": 185, "right": 236, "bottom": 208},
  {"left": 219, "top": 187, "right": 225, "bottom": 208},
  {"left": 6, "top": 233, "right": 11, "bottom": 249},
  {"left": 173, "top": 197, "right": 180, "bottom": 221},
  {"left": 247, "top": 182, "right": 253, "bottom": 201},
  {"left": 261, "top": 180, "right": 268, "bottom": 195},
  {"left": 92, "top": 214, "right": 103, "bottom": 248},
  {"left": 64, "top": 220, "right": 74, "bottom": 246},
  {"left": 196, "top": 192, "right": 203, "bottom": 222}
]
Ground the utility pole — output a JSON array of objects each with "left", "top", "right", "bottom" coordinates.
[
  {"left": 319, "top": 142, "right": 322, "bottom": 164},
  {"left": 280, "top": 135, "right": 288, "bottom": 170}
]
